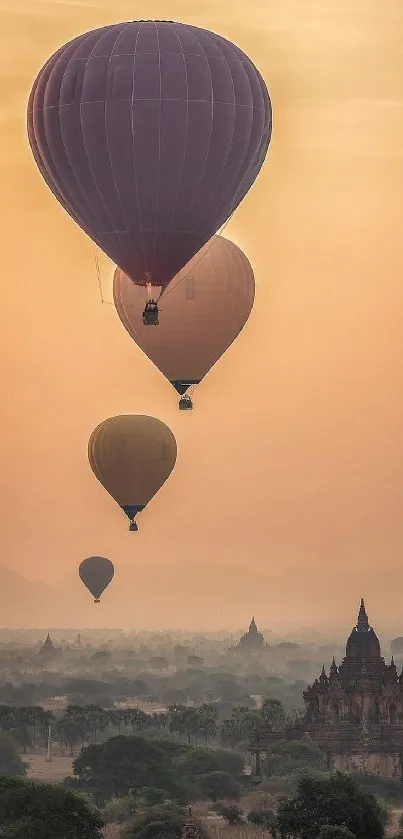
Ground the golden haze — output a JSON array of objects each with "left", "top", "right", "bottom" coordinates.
[{"left": 1, "top": 0, "right": 403, "bottom": 631}]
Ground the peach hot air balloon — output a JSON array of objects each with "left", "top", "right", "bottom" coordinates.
[
  {"left": 113, "top": 235, "right": 255, "bottom": 409},
  {"left": 88, "top": 415, "right": 177, "bottom": 531}
]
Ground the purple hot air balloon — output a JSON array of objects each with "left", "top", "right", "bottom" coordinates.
[{"left": 27, "top": 20, "right": 271, "bottom": 305}]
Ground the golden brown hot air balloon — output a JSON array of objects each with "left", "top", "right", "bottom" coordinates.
[
  {"left": 113, "top": 235, "right": 255, "bottom": 409},
  {"left": 79, "top": 556, "right": 114, "bottom": 603},
  {"left": 88, "top": 416, "right": 177, "bottom": 531}
]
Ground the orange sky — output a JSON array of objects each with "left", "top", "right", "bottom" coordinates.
[{"left": 2, "top": 0, "right": 403, "bottom": 630}]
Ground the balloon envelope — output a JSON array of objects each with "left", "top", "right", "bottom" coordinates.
[
  {"left": 79, "top": 556, "right": 114, "bottom": 603},
  {"left": 113, "top": 235, "right": 255, "bottom": 396},
  {"left": 88, "top": 415, "right": 177, "bottom": 530},
  {"left": 27, "top": 21, "right": 271, "bottom": 289}
]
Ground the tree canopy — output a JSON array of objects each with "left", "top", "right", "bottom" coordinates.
[
  {"left": 263, "top": 739, "right": 326, "bottom": 776},
  {"left": 173, "top": 746, "right": 243, "bottom": 781},
  {"left": 0, "top": 732, "right": 27, "bottom": 776},
  {"left": 198, "top": 770, "right": 241, "bottom": 802},
  {"left": 73, "top": 735, "right": 188, "bottom": 803},
  {"left": 122, "top": 803, "right": 208, "bottom": 839},
  {"left": 122, "top": 803, "right": 186, "bottom": 839},
  {"left": 0, "top": 775, "right": 104, "bottom": 839},
  {"left": 72, "top": 734, "right": 243, "bottom": 804},
  {"left": 276, "top": 772, "right": 387, "bottom": 839}
]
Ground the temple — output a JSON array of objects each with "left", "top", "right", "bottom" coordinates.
[
  {"left": 236, "top": 617, "right": 265, "bottom": 652},
  {"left": 38, "top": 633, "right": 56, "bottom": 661},
  {"left": 182, "top": 808, "right": 201, "bottom": 839},
  {"left": 248, "top": 600, "right": 403, "bottom": 778}
]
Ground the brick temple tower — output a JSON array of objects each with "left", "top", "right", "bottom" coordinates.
[{"left": 302, "top": 599, "right": 403, "bottom": 777}]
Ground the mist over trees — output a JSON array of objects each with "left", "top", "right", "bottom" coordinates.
[{"left": 0, "top": 627, "right": 401, "bottom": 837}]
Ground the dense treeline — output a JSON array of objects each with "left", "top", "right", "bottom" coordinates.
[
  {"left": 0, "top": 696, "right": 289, "bottom": 754},
  {"left": 0, "top": 768, "right": 392, "bottom": 839},
  {"left": 0, "top": 669, "right": 306, "bottom": 714},
  {"left": 0, "top": 719, "right": 399, "bottom": 838},
  {"left": 68, "top": 734, "right": 245, "bottom": 804}
]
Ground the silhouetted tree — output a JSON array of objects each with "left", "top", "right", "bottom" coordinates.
[
  {"left": 220, "top": 805, "right": 244, "bottom": 824},
  {"left": 0, "top": 775, "right": 103, "bottom": 838},
  {"left": 72, "top": 735, "right": 186, "bottom": 804},
  {"left": 276, "top": 773, "right": 387, "bottom": 839},
  {"left": 198, "top": 771, "right": 240, "bottom": 803},
  {"left": 55, "top": 719, "right": 83, "bottom": 756},
  {"left": 0, "top": 732, "right": 27, "bottom": 776}
]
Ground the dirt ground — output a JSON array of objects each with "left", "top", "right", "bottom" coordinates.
[
  {"left": 387, "top": 808, "right": 403, "bottom": 836},
  {"left": 25, "top": 753, "right": 74, "bottom": 783},
  {"left": 103, "top": 827, "right": 121, "bottom": 839}
]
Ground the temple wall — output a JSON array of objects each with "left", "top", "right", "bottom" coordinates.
[
  {"left": 331, "top": 751, "right": 402, "bottom": 778},
  {"left": 245, "top": 750, "right": 268, "bottom": 777}
]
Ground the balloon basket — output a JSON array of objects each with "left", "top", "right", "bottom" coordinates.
[
  {"left": 94, "top": 598, "right": 100, "bottom": 604},
  {"left": 142, "top": 301, "right": 159, "bottom": 326},
  {"left": 129, "top": 521, "right": 139, "bottom": 532},
  {"left": 179, "top": 396, "right": 193, "bottom": 411}
]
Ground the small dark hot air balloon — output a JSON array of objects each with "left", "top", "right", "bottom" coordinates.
[
  {"left": 88, "top": 415, "right": 177, "bottom": 530},
  {"left": 79, "top": 556, "right": 114, "bottom": 603},
  {"left": 113, "top": 235, "right": 255, "bottom": 407},
  {"left": 27, "top": 20, "right": 271, "bottom": 324}
]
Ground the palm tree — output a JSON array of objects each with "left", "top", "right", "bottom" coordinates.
[
  {"left": 151, "top": 712, "right": 168, "bottom": 730},
  {"left": 63, "top": 705, "right": 89, "bottom": 747},
  {"left": 13, "top": 707, "right": 32, "bottom": 754},
  {"left": 82, "top": 704, "right": 108, "bottom": 745},
  {"left": 107, "top": 708, "right": 126, "bottom": 735},
  {"left": 220, "top": 706, "right": 260, "bottom": 748},
  {"left": 126, "top": 707, "right": 149, "bottom": 734},
  {"left": 168, "top": 704, "right": 188, "bottom": 741},
  {"left": 0, "top": 706, "right": 16, "bottom": 733},
  {"left": 197, "top": 704, "right": 218, "bottom": 747},
  {"left": 55, "top": 718, "right": 82, "bottom": 756}
]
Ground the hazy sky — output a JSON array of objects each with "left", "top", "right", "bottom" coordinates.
[{"left": 2, "top": 0, "right": 403, "bottom": 630}]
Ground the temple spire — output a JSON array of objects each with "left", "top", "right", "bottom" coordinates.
[
  {"left": 182, "top": 807, "right": 200, "bottom": 839},
  {"left": 357, "top": 598, "right": 369, "bottom": 631}
]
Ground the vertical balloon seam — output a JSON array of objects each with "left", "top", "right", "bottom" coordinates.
[
  {"left": 158, "top": 24, "right": 215, "bottom": 275},
  {"left": 48, "top": 34, "right": 108, "bottom": 235},
  {"left": 101, "top": 26, "right": 134, "bottom": 248},
  {"left": 79, "top": 28, "right": 132, "bottom": 259},
  {"left": 131, "top": 23, "right": 150, "bottom": 279},
  {"left": 200, "top": 34, "right": 266, "bottom": 226},
  {"left": 188, "top": 29, "right": 239, "bottom": 227},
  {"left": 153, "top": 23, "right": 189, "bottom": 275}
]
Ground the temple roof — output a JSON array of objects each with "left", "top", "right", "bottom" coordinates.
[
  {"left": 345, "top": 598, "right": 381, "bottom": 660},
  {"left": 237, "top": 616, "right": 264, "bottom": 649}
]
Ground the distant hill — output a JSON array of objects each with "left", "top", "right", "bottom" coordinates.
[
  {"left": 0, "top": 563, "right": 284, "bottom": 631},
  {"left": 0, "top": 564, "right": 395, "bottom": 640},
  {"left": 0, "top": 567, "right": 56, "bottom": 627}
]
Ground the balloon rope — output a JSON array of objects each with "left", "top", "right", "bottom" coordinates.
[
  {"left": 93, "top": 245, "right": 114, "bottom": 306},
  {"left": 93, "top": 246, "right": 105, "bottom": 304}
]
